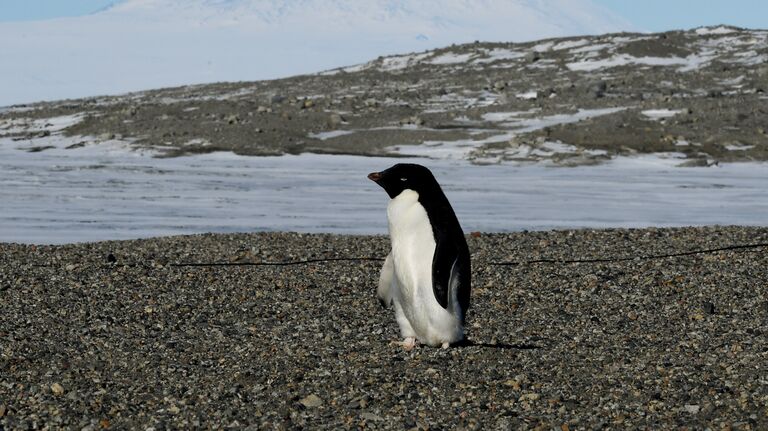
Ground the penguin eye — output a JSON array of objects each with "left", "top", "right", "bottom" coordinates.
[{"left": 400, "top": 177, "right": 407, "bottom": 182}]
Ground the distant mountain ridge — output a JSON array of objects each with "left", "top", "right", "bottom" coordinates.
[
  {"left": 0, "top": 0, "right": 634, "bottom": 106},
  {"left": 102, "top": 0, "right": 631, "bottom": 36}
]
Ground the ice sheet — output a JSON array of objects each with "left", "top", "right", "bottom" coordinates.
[{"left": 2, "top": 136, "right": 767, "bottom": 244}]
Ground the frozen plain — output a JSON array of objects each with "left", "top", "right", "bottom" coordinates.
[{"left": 2, "top": 133, "right": 767, "bottom": 244}]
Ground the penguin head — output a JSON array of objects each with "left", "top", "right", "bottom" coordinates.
[{"left": 368, "top": 163, "right": 440, "bottom": 199}]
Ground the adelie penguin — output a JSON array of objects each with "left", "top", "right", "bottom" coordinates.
[{"left": 368, "top": 163, "right": 471, "bottom": 349}]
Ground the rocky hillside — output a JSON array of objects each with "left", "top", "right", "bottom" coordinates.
[{"left": 2, "top": 25, "right": 767, "bottom": 166}]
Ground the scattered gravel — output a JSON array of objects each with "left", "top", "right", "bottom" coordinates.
[{"left": 1, "top": 226, "right": 767, "bottom": 429}]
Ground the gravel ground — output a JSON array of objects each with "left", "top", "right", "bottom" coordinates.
[{"left": 1, "top": 226, "right": 768, "bottom": 429}]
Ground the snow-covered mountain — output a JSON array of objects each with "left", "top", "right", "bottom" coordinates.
[{"left": 0, "top": 0, "right": 634, "bottom": 106}]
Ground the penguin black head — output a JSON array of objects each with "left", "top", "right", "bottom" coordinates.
[{"left": 368, "top": 164, "right": 440, "bottom": 199}]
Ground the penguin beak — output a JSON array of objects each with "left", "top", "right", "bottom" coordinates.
[{"left": 368, "top": 172, "right": 382, "bottom": 182}]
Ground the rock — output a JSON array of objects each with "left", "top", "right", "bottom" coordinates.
[
  {"left": 360, "top": 412, "right": 384, "bottom": 421},
  {"left": 590, "top": 81, "right": 607, "bottom": 98},
  {"left": 684, "top": 404, "right": 700, "bottom": 414},
  {"left": 122, "top": 106, "right": 138, "bottom": 116},
  {"left": 399, "top": 116, "right": 424, "bottom": 126},
  {"left": 677, "top": 158, "right": 718, "bottom": 167},
  {"left": 256, "top": 105, "right": 271, "bottom": 113},
  {"left": 347, "top": 397, "right": 368, "bottom": 409},
  {"left": 328, "top": 113, "right": 345, "bottom": 128},
  {"left": 270, "top": 95, "right": 285, "bottom": 104},
  {"left": 300, "top": 394, "right": 323, "bottom": 408},
  {"left": 702, "top": 301, "right": 716, "bottom": 314},
  {"left": 526, "top": 51, "right": 541, "bottom": 62},
  {"left": 302, "top": 99, "right": 315, "bottom": 109},
  {"left": 51, "top": 382, "right": 65, "bottom": 396}
]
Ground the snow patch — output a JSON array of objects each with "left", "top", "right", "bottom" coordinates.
[
  {"left": 725, "top": 143, "right": 755, "bottom": 151},
  {"left": 642, "top": 109, "right": 686, "bottom": 120},
  {"left": 516, "top": 91, "right": 538, "bottom": 100},
  {"left": 429, "top": 52, "right": 475, "bottom": 65},
  {"left": 473, "top": 48, "right": 526, "bottom": 64},
  {"left": 308, "top": 130, "right": 355, "bottom": 140},
  {"left": 695, "top": 26, "right": 737, "bottom": 36},
  {"left": 567, "top": 53, "right": 717, "bottom": 72}
]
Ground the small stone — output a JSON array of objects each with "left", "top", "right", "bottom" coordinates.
[
  {"left": 51, "top": 382, "right": 65, "bottom": 396},
  {"left": 590, "top": 81, "right": 607, "bottom": 98},
  {"left": 65, "top": 264, "right": 76, "bottom": 271},
  {"left": 519, "top": 393, "right": 540, "bottom": 402},
  {"left": 300, "top": 394, "right": 323, "bottom": 408},
  {"left": 360, "top": 412, "right": 384, "bottom": 421},
  {"left": 302, "top": 99, "right": 315, "bottom": 109},
  {"left": 168, "top": 405, "right": 180, "bottom": 414},
  {"left": 627, "top": 311, "right": 638, "bottom": 320},
  {"left": 328, "top": 113, "right": 344, "bottom": 128},
  {"left": 0, "top": 404, "right": 6, "bottom": 417},
  {"left": 270, "top": 95, "right": 285, "bottom": 104},
  {"left": 684, "top": 404, "right": 700, "bottom": 414},
  {"left": 702, "top": 301, "right": 716, "bottom": 314}
]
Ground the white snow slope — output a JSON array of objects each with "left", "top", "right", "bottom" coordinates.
[{"left": 0, "top": 0, "right": 634, "bottom": 107}]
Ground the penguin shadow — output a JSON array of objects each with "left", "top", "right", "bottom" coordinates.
[{"left": 452, "top": 339, "right": 542, "bottom": 350}]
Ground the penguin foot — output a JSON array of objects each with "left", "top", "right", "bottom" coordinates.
[
  {"left": 403, "top": 337, "right": 417, "bottom": 351},
  {"left": 390, "top": 337, "right": 418, "bottom": 351},
  {"left": 441, "top": 342, "right": 450, "bottom": 349}
]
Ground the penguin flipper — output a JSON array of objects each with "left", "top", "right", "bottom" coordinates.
[
  {"left": 432, "top": 234, "right": 471, "bottom": 319},
  {"left": 431, "top": 234, "right": 456, "bottom": 309},
  {"left": 377, "top": 252, "right": 395, "bottom": 308}
]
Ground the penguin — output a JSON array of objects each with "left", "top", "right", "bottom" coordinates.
[{"left": 368, "top": 163, "right": 471, "bottom": 349}]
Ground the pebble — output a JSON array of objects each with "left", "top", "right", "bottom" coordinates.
[
  {"left": 300, "top": 394, "right": 323, "bottom": 408},
  {"left": 684, "top": 404, "right": 700, "bottom": 414},
  {"left": 50, "top": 383, "right": 65, "bottom": 396},
  {"left": 702, "top": 301, "right": 716, "bottom": 314}
]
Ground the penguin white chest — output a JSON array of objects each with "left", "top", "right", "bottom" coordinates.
[
  {"left": 387, "top": 189, "right": 436, "bottom": 291},
  {"left": 386, "top": 189, "right": 462, "bottom": 346}
]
